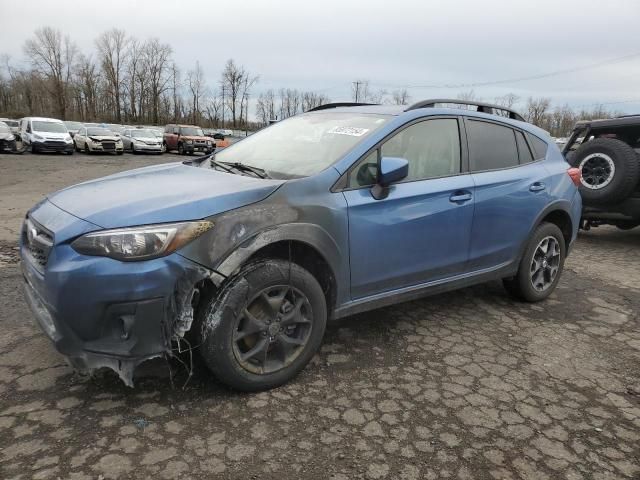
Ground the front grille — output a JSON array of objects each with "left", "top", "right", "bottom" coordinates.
[
  {"left": 22, "top": 217, "right": 53, "bottom": 272},
  {"left": 102, "top": 142, "right": 116, "bottom": 150}
]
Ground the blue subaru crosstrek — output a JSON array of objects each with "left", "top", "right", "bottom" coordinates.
[{"left": 20, "top": 100, "right": 582, "bottom": 391}]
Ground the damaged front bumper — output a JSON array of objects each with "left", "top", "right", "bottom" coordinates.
[{"left": 20, "top": 201, "right": 214, "bottom": 387}]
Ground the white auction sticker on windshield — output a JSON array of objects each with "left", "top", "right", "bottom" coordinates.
[{"left": 327, "top": 126, "right": 370, "bottom": 137}]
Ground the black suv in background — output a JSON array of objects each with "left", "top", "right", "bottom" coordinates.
[{"left": 564, "top": 115, "right": 640, "bottom": 230}]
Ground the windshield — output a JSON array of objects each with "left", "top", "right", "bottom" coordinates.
[
  {"left": 32, "top": 121, "right": 68, "bottom": 133},
  {"left": 64, "top": 121, "right": 83, "bottom": 130},
  {"left": 180, "top": 127, "right": 204, "bottom": 136},
  {"left": 131, "top": 129, "right": 155, "bottom": 138},
  {"left": 0, "top": 122, "right": 9, "bottom": 133},
  {"left": 107, "top": 124, "right": 124, "bottom": 133},
  {"left": 4, "top": 120, "right": 18, "bottom": 127},
  {"left": 87, "top": 127, "right": 114, "bottom": 136},
  {"left": 214, "top": 112, "right": 390, "bottom": 178}
]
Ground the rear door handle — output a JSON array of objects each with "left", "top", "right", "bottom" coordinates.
[
  {"left": 529, "top": 182, "right": 546, "bottom": 192},
  {"left": 449, "top": 191, "right": 472, "bottom": 203}
]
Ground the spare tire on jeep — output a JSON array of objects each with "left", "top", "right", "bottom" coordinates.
[{"left": 569, "top": 138, "right": 640, "bottom": 204}]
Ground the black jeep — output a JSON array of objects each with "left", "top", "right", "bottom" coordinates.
[{"left": 563, "top": 115, "right": 640, "bottom": 230}]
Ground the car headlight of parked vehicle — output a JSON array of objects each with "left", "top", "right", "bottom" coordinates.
[
  {"left": 186, "top": 140, "right": 193, "bottom": 144},
  {"left": 33, "top": 134, "right": 44, "bottom": 141},
  {"left": 71, "top": 221, "right": 213, "bottom": 261},
  {"left": 65, "top": 136, "right": 73, "bottom": 143}
]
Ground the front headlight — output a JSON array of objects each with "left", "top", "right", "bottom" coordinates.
[
  {"left": 33, "top": 134, "right": 44, "bottom": 141},
  {"left": 71, "top": 221, "right": 213, "bottom": 261},
  {"left": 65, "top": 136, "right": 73, "bottom": 142},
  {"left": 186, "top": 140, "right": 193, "bottom": 144}
]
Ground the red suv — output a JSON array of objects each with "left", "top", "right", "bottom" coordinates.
[{"left": 163, "top": 124, "right": 215, "bottom": 155}]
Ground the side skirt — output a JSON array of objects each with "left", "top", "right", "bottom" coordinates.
[{"left": 332, "top": 261, "right": 516, "bottom": 319}]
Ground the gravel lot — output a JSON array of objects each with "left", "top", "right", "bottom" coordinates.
[{"left": 0, "top": 152, "right": 639, "bottom": 479}]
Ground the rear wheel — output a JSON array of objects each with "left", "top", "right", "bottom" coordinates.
[
  {"left": 198, "top": 259, "right": 327, "bottom": 391},
  {"left": 503, "top": 223, "right": 566, "bottom": 302},
  {"left": 131, "top": 143, "right": 136, "bottom": 153}
]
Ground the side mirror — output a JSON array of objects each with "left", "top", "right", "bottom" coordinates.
[{"left": 371, "top": 156, "right": 408, "bottom": 200}]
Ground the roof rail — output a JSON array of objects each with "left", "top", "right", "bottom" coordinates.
[
  {"left": 405, "top": 99, "right": 525, "bottom": 122},
  {"left": 307, "top": 102, "right": 378, "bottom": 112}
]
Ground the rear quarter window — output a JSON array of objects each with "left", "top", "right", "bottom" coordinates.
[{"left": 526, "top": 132, "right": 548, "bottom": 159}]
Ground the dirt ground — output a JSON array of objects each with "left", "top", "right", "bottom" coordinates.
[{"left": 0, "top": 152, "right": 639, "bottom": 479}]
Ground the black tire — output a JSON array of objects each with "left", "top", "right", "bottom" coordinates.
[
  {"left": 503, "top": 222, "right": 566, "bottom": 302},
  {"left": 131, "top": 143, "right": 136, "bottom": 153},
  {"left": 615, "top": 221, "right": 639, "bottom": 230},
  {"left": 30, "top": 143, "right": 38, "bottom": 154},
  {"left": 198, "top": 259, "right": 327, "bottom": 392},
  {"left": 74, "top": 141, "right": 79, "bottom": 152},
  {"left": 569, "top": 138, "right": 640, "bottom": 205},
  {"left": 84, "top": 143, "right": 90, "bottom": 154},
  {"left": 178, "top": 143, "right": 185, "bottom": 155},
  {"left": 116, "top": 151, "right": 123, "bottom": 155}
]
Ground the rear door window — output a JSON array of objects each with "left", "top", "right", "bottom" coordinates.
[{"left": 467, "top": 120, "right": 519, "bottom": 171}]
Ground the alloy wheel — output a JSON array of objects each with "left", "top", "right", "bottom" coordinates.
[
  {"left": 232, "top": 285, "right": 313, "bottom": 375},
  {"left": 579, "top": 153, "right": 615, "bottom": 190},
  {"left": 530, "top": 236, "right": 561, "bottom": 292}
]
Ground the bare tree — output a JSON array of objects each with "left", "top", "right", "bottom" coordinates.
[
  {"left": 301, "top": 91, "right": 329, "bottom": 111},
  {"left": 456, "top": 89, "right": 479, "bottom": 102},
  {"left": 95, "top": 29, "right": 129, "bottom": 122},
  {"left": 205, "top": 91, "right": 223, "bottom": 126},
  {"left": 23, "top": 27, "right": 77, "bottom": 119},
  {"left": 391, "top": 88, "right": 411, "bottom": 105},
  {"left": 141, "top": 38, "right": 172, "bottom": 124},
  {"left": 524, "top": 97, "right": 551, "bottom": 127},
  {"left": 220, "top": 59, "right": 257, "bottom": 127},
  {"left": 494, "top": 93, "right": 520, "bottom": 109},
  {"left": 256, "top": 89, "right": 277, "bottom": 124},
  {"left": 187, "top": 61, "right": 206, "bottom": 124}
]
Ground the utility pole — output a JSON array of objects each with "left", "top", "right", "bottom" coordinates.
[
  {"left": 221, "top": 85, "right": 225, "bottom": 128},
  {"left": 352, "top": 81, "right": 362, "bottom": 102},
  {"left": 244, "top": 92, "right": 249, "bottom": 136}
]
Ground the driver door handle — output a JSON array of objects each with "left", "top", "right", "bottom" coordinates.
[{"left": 529, "top": 182, "right": 546, "bottom": 192}]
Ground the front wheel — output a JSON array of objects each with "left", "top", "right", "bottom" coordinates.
[
  {"left": 198, "top": 259, "right": 327, "bottom": 391},
  {"left": 503, "top": 222, "right": 566, "bottom": 302},
  {"left": 178, "top": 143, "right": 185, "bottom": 155}
]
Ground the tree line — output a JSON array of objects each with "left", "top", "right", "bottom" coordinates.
[
  {"left": 0, "top": 27, "right": 259, "bottom": 128},
  {"left": 0, "top": 27, "right": 626, "bottom": 135}
]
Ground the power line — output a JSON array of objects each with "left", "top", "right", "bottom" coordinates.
[{"left": 370, "top": 52, "right": 640, "bottom": 90}]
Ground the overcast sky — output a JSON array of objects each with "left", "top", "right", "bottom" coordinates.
[{"left": 3, "top": 0, "right": 640, "bottom": 114}]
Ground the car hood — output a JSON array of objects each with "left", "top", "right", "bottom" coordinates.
[
  {"left": 47, "top": 162, "right": 285, "bottom": 228},
  {"left": 34, "top": 131, "right": 68, "bottom": 140},
  {"left": 132, "top": 136, "right": 160, "bottom": 143},
  {"left": 0, "top": 132, "right": 14, "bottom": 140}
]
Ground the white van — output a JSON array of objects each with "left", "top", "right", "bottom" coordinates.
[{"left": 20, "top": 117, "right": 74, "bottom": 154}]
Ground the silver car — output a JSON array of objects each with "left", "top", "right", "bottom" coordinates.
[{"left": 121, "top": 128, "right": 163, "bottom": 154}]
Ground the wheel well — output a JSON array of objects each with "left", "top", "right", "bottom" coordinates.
[
  {"left": 248, "top": 240, "right": 337, "bottom": 312},
  {"left": 540, "top": 210, "right": 572, "bottom": 247}
]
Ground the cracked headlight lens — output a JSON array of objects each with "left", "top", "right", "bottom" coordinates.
[{"left": 71, "top": 221, "right": 213, "bottom": 261}]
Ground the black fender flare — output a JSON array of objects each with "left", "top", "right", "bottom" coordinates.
[
  {"left": 515, "top": 200, "right": 574, "bottom": 265},
  {"left": 214, "top": 222, "right": 344, "bottom": 283}
]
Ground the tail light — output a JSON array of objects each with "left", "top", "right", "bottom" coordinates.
[{"left": 567, "top": 167, "right": 581, "bottom": 186}]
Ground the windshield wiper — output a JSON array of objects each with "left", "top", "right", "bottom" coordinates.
[{"left": 219, "top": 161, "right": 269, "bottom": 179}]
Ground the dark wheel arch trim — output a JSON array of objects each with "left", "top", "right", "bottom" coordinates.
[
  {"left": 516, "top": 201, "right": 574, "bottom": 264},
  {"left": 212, "top": 223, "right": 345, "bottom": 311}
]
